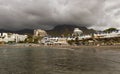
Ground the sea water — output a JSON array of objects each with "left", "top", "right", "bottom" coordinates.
[{"left": 0, "top": 47, "right": 120, "bottom": 74}]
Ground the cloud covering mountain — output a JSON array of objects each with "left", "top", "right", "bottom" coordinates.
[{"left": 0, "top": 0, "right": 120, "bottom": 30}]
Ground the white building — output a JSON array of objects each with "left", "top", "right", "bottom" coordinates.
[
  {"left": 72, "top": 28, "right": 83, "bottom": 36},
  {"left": 34, "top": 29, "right": 47, "bottom": 37},
  {"left": 93, "top": 31, "right": 120, "bottom": 39},
  {"left": 70, "top": 29, "right": 120, "bottom": 40},
  {"left": 41, "top": 37, "right": 68, "bottom": 45},
  {"left": 0, "top": 33, "right": 27, "bottom": 43}
]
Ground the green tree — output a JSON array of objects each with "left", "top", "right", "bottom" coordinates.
[
  {"left": 25, "top": 34, "right": 34, "bottom": 43},
  {"left": 33, "top": 36, "right": 43, "bottom": 43},
  {"left": 104, "top": 28, "right": 118, "bottom": 33}
]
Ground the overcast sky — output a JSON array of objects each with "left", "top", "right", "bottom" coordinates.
[{"left": 0, "top": 0, "right": 120, "bottom": 30}]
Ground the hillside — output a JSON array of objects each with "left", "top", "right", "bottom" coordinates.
[
  {"left": 0, "top": 25, "right": 96, "bottom": 36},
  {"left": 46, "top": 25, "right": 96, "bottom": 36}
]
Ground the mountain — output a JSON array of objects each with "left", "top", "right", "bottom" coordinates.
[
  {"left": 0, "top": 29, "right": 34, "bottom": 34},
  {"left": 16, "top": 29, "right": 34, "bottom": 34},
  {"left": 0, "top": 25, "right": 96, "bottom": 36},
  {"left": 46, "top": 25, "right": 96, "bottom": 36}
]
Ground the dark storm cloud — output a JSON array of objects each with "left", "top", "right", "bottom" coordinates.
[{"left": 0, "top": 0, "right": 120, "bottom": 30}]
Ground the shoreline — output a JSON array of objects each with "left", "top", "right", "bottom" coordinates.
[{"left": 0, "top": 44, "right": 120, "bottom": 50}]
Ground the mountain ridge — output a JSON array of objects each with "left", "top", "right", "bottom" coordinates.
[
  {"left": 0, "top": 25, "right": 96, "bottom": 36},
  {"left": 46, "top": 25, "right": 96, "bottom": 36}
]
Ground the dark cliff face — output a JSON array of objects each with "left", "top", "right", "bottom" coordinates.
[{"left": 46, "top": 25, "right": 96, "bottom": 36}]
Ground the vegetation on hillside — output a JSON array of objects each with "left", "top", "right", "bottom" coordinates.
[{"left": 103, "top": 28, "right": 118, "bottom": 33}]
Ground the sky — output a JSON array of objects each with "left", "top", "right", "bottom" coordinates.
[{"left": 0, "top": 0, "right": 120, "bottom": 30}]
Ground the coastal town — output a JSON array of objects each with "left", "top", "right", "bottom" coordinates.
[
  {"left": 0, "top": 27, "right": 120, "bottom": 46},
  {"left": 1, "top": 0, "right": 120, "bottom": 74}
]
